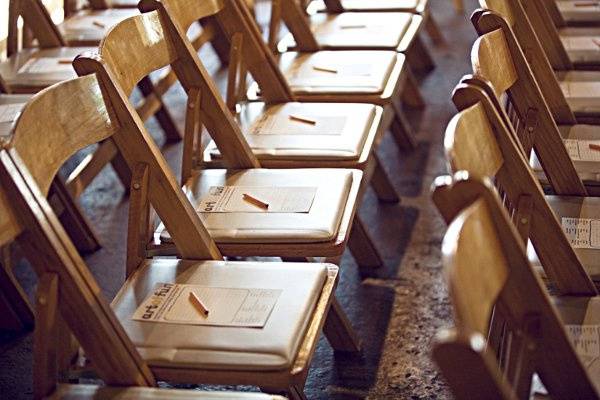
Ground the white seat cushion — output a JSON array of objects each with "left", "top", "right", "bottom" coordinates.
[
  {"left": 309, "top": 0, "right": 425, "bottom": 12},
  {"left": 207, "top": 102, "right": 379, "bottom": 161},
  {"left": 560, "top": 35, "right": 600, "bottom": 64},
  {"left": 162, "top": 168, "right": 358, "bottom": 243},
  {"left": 0, "top": 95, "right": 30, "bottom": 139},
  {"left": 112, "top": 259, "right": 331, "bottom": 371},
  {"left": 531, "top": 124, "right": 600, "bottom": 184},
  {"left": 0, "top": 47, "right": 94, "bottom": 91},
  {"left": 557, "top": 1, "right": 600, "bottom": 24},
  {"left": 553, "top": 296, "right": 600, "bottom": 392},
  {"left": 59, "top": 9, "right": 138, "bottom": 44},
  {"left": 309, "top": 12, "right": 413, "bottom": 49},
  {"left": 279, "top": 50, "right": 397, "bottom": 95},
  {"left": 527, "top": 195, "right": 600, "bottom": 280},
  {"left": 556, "top": 70, "right": 600, "bottom": 115}
]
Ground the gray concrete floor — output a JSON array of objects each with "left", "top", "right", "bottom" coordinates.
[{"left": 0, "top": 0, "right": 479, "bottom": 398}]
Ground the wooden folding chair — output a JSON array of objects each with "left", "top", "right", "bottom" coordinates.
[
  {"left": 306, "top": 0, "right": 444, "bottom": 46},
  {"left": 78, "top": 3, "right": 391, "bottom": 276},
  {"left": 222, "top": 0, "right": 422, "bottom": 150},
  {"left": 2, "top": 73, "right": 348, "bottom": 400},
  {"left": 473, "top": 3, "right": 600, "bottom": 129},
  {"left": 467, "top": 10, "right": 600, "bottom": 197},
  {"left": 135, "top": 0, "right": 400, "bottom": 212},
  {"left": 432, "top": 174, "right": 599, "bottom": 399},
  {"left": 269, "top": 0, "right": 435, "bottom": 72}
]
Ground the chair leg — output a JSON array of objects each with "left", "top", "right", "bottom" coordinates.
[
  {"left": 323, "top": 297, "right": 361, "bottom": 353},
  {"left": 389, "top": 104, "right": 416, "bottom": 151},
  {"left": 0, "top": 246, "right": 34, "bottom": 331},
  {"left": 370, "top": 153, "right": 400, "bottom": 203},
  {"left": 424, "top": 12, "right": 444, "bottom": 45},
  {"left": 402, "top": 68, "right": 425, "bottom": 108},
  {"left": 51, "top": 179, "right": 101, "bottom": 253},
  {"left": 348, "top": 215, "right": 384, "bottom": 271},
  {"left": 287, "top": 385, "right": 308, "bottom": 400},
  {"left": 136, "top": 76, "right": 182, "bottom": 143},
  {"left": 407, "top": 35, "right": 435, "bottom": 73}
]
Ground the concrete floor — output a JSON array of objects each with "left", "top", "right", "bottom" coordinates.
[{"left": 0, "top": 0, "right": 480, "bottom": 398}]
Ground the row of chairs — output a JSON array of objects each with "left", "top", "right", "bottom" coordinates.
[
  {"left": 0, "top": 0, "right": 444, "bottom": 399},
  {"left": 432, "top": 0, "right": 600, "bottom": 398}
]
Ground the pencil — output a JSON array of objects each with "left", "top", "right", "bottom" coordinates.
[
  {"left": 242, "top": 193, "right": 269, "bottom": 209},
  {"left": 312, "top": 66, "right": 338, "bottom": 74},
  {"left": 289, "top": 114, "right": 317, "bottom": 125},
  {"left": 189, "top": 292, "right": 209, "bottom": 317},
  {"left": 575, "top": 2, "right": 599, "bottom": 7},
  {"left": 92, "top": 21, "right": 106, "bottom": 28},
  {"left": 58, "top": 59, "right": 73, "bottom": 64},
  {"left": 589, "top": 143, "right": 600, "bottom": 152},
  {"left": 340, "top": 24, "right": 367, "bottom": 29}
]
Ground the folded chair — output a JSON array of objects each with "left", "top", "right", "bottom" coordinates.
[
  {"left": 136, "top": 0, "right": 400, "bottom": 210},
  {"left": 75, "top": 9, "right": 366, "bottom": 350},
  {"left": 269, "top": 0, "right": 435, "bottom": 72},
  {"left": 2, "top": 73, "right": 347, "bottom": 400},
  {"left": 468, "top": 11, "right": 600, "bottom": 196},
  {"left": 220, "top": 0, "right": 422, "bottom": 150},
  {"left": 306, "top": 0, "right": 444, "bottom": 46},
  {"left": 432, "top": 174, "right": 599, "bottom": 399}
]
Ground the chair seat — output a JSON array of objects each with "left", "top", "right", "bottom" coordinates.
[
  {"left": 48, "top": 384, "right": 286, "bottom": 399},
  {"left": 552, "top": 296, "right": 600, "bottom": 392},
  {"left": 0, "top": 95, "right": 30, "bottom": 139},
  {"left": 527, "top": 195, "right": 600, "bottom": 280},
  {"left": 309, "top": 0, "right": 427, "bottom": 13},
  {"left": 107, "top": 0, "right": 139, "bottom": 8},
  {"left": 205, "top": 102, "right": 380, "bottom": 165},
  {"left": 307, "top": 12, "right": 417, "bottom": 50},
  {"left": 560, "top": 35, "right": 600, "bottom": 65},
  {"left": 278, "top": 50, "right": 398, "bottom": 96},
  {"left": 112, "top": 258, "right": 333, "bottom": 371},
  {"left": 530, "top": 124, "right": 600, "bottom": 189},
  {"left": 59, "top": 9, "right": 138, "bottom": 46},
  {"left": 161, "top": 168, "right": 359, "bottom": 244},
  {"left": 0, "top": 47, "right": 94, "bottom": 93},
  {"left": 557, "top": 1, "right": 600, "bottom": 25},
  {"left": 556, "top": 71, "right": 600, "bottom": 116}
]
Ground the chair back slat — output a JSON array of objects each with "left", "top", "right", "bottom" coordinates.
[
  {"left": 471, "top": 29, "right": 517, "bottom": 98},
  {"left": 10, "top": 75, "right": 116, "bottom": 196}
]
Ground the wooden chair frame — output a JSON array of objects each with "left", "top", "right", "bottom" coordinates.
[
  {"left": 81, "top": 3, "right": 388, "bottom": 276},
  {"left": 0, "top": 73, "right": 345, "bottom": 399},
  {"left": 432, "top": 174, "right": 597, "bottom": 399}
]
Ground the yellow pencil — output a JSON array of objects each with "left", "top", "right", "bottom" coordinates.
[
  {"left": 242, "top": 193, "right": 269, "bottom": 209},
  {"left": 92, "top": 20, "right": 106, "bottom": 28},
  {"left": 289, "top": 114, "right": 317, "bottom": 125},
  {"left": 189, "top": 292, "right": 209, "bottom": 317},
  {"left": 589, "top": 143, "right": 600, "bottom": 152},
  {"left": 312, "top": 66, "right": 338, "bottom": 74}
]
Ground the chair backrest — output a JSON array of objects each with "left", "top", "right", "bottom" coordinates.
[
  {"left": 442, "top": 85, "right": 596, "bottom": 295},
  {"left": 476, "top": 2, "right": 574, "bottom": 124},
  {"left": 470, "top": 17, "right": 586, "bottom": 196},
  {"left": 89, "top": 8, "right": 260, "bottom": 169},
  {"left": 432, "top": 175, "right": 597, "bottom": 399}
]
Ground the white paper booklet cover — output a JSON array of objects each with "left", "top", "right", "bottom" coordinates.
[
  {"left": 197, "top": 186, "right": 317, "bottom": 213},
  {"left": 0, "top": 104, "right": 24, "bottom": 124},
  {"left": 132, "top": 282, "right": 282, "bottom": 328}
]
